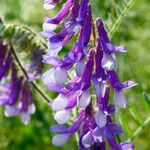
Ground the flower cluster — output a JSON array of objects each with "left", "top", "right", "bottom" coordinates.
[
  {"left": 0, "top": 41, "right": 35, "bottom": 125},
  {"left": 42, "top": 0, "right": 137, "bottom": 149}
]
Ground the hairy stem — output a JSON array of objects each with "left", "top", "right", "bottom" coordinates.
[{"left": 92, "top": 18, "right": 96, "bottom": 47}]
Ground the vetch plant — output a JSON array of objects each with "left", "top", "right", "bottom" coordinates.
[
  {"left": 1, "top": 0, "right": 150, "bottom": 149},
  {"left": 42, "top": 0, "right": 137, "bottom": 149}
]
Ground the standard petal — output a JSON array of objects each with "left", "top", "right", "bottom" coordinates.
[
  {"left": 113, "top": 90, "right": 128, "bottom": 108},
  {"left": 54, "top": 109, "right": 71, "bottom": 124}
]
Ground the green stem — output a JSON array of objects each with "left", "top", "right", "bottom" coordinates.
[
  {"left": 108, "top": 0, "right": 135, "bottom": 40},
  {"left": 111, "top": 0, "right": 115, "bottom": 16},
  {"left": 127, "top": 115, "right": 150, "bottom": 141},
  {"left": 10, "top": 44, "right": 50, "bottom": 103}
]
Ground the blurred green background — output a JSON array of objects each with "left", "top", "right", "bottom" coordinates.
[{"left": 0, "top": 0, "right": 150, "bottom": 149}]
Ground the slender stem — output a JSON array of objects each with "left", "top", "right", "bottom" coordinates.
[
  {"left": 92, "top": 18, "right": 96, "bottom": 47},
  {"left": 111, "top": 0, "right": 115, "bottom": 16},
  {"left": 75, "top": 132, "right": 79, "bottom": 144},
  {"left": 127, "top": 115, "right": 150, "bottom": 141},
  {"left": 72, "top": 107, "right": 79, "bottom": 145},
  {"left": 10, "top": 44, "right": 50, "bottom": 103}
]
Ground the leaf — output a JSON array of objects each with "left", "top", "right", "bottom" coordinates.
[
  {"left": 142, "top": 92, "right": 150, "bottom": 112},
  {"left": 116, "top": 5, "right": 123, "bottom": 17},
  {"left": 118, "top": 92, "right": 150, "bottom": 141},
  {"left": 108, "top": 13, "right": 116, "bottom": 26},
  {"left": 107, "top": 0, "right": 135, "bottom": 40},
  {"left": 128, "top": 115, "right": 150, "bottom": 141},
  {"left": 0, "top": 23, "right": 47, "bottom": 81},
  {"left": 119, "top": 111, "right": 132, "bottom": 136},
  {"left": 129, "top": 103, "right": 143, "bottom": 125}
]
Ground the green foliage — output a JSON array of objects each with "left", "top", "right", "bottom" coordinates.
[
  {"left": 0, "top": 23, "right": 47, "bottom": 75},
  {"left": 106, "top": 0, "right": 135, "bottom": 40}
]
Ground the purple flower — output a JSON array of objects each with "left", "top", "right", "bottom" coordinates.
[
  {"left": 0, "top": 43, "right": 13, "bottom": 80},
  {"left": 42, "top": 0, "right": 137, "bottom": 149},
  {"left": 18, "top": 81, "right": 36, "bottom": 125},
  {"left": 0, "top": 41, "right": 36, "bottom": 124},
  {"left": 0, "top": 65, "right": 23, "bottom": 117},
  {"left": 50, "top": 110, "right": 84, "bottom": 146}
]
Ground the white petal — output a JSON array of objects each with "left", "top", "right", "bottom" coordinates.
[
  {"left": 101, "top": 82, "right": 107, "bottom": 98},
  {"left": 79, "top": 89, "right": 91, "bottom": 108},
  {"left": 54, "top": 110, "right": 71, "bottom": 124},
  {"left": 66, "top": 23, "right": 80, "bottom": 34},
  {"left": 111, "top": 53, "right": 118, "bottom": 68},
  {"left": 113, "top": 90, "right": 128, "bottom": 108},
  {"left": 52, "top": 94, "right": 69, "bottom": 111},
  {"left": 42, "top": 68, "right": 56, "bottom": 86},
  {"left": 4, "top": 105, "right": 18, "bottom": 117},
  {"left": 94, "top": 82, "right": 106, "bottom": 98},
  {"left": 94, "top": 109, "right": 107, "bottom": 128},
  {"left": 76, "top": 59, "right": 85, "bottom": 77},
  {"left": 82, "top": 131, "right": 94, "bottom": 148},
  {"left": 54, "top": 68, "right": 68, "bottom": 85},
  {"left": 48, "top": 49, "right": 60, "bottom": 57},
  {"left": 28, "top": 103, "right": 36, "bottom": 114},
  {"left": 21, "top": 111, "right": 31, "bottom": 125},
  {"left": 73, "top": 24, "right": 80, "bottom": 33},
  {"left": 47, "top": 41, "right": 62, "bottom": 56},
  {"left": 52, "top": 134, "right": 70, "bottom": 146},
  {"left": 102, "top": 53, "right": 117, "bottom": 71},
  {"left": 43, "top": 3, "right": 55, "bottom": 10},
  {"left": 41, "top": 31, "right": 56, "bottom": 38},
  {"left": 43, "top": 23, "right": 58, "bottom": 32}
]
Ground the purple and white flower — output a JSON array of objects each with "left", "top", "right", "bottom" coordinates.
[{"left": 42, "top": 0, "right": 137, "bottom": 149}]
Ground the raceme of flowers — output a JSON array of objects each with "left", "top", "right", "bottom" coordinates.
[
  {"left": 42, "top": 0, "right": 137, "bottom": 149},
  {"left": 0, "top": 41, "right": 36, "bottom": 125}
]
